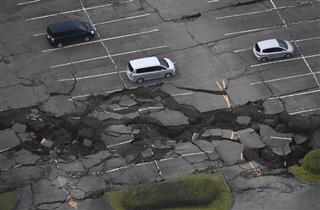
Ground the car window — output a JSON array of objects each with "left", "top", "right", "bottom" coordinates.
[
  {"left": 151, "top": 66, "right": 163, "bottom": 71},
  {"left": 263, "top": 48, "right": 273, "bottom": 53},
  {"left": 159, "top": 58, "right": 169, "bottom": 68},
  {"left": 255, "top": 43, "right": 261, "bottom": 52},
  {"left": 277, "top": 39, "right": 288, "bottom": 49},
  {"left": 274, "top": 48, "right": 284, "bottom": 52},
  {"left": 128, "top": 63, "right": 133, "bottom": 72}
]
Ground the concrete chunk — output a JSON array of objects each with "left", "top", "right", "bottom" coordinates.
[
  {"left": 0, "top": 129, "right": 20, "bottom": 152},
  {"left": 216, "top": 140, "right": 244, "bottom": 165},
  {"left": 149, "top": 109, "right": 189, "bottom": 126}
]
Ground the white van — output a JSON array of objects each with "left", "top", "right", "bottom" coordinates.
[{"left": 126, "top": 56, "right": 176, "bottom": 83}]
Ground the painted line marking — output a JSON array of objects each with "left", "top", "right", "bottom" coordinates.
[
  {"left": 106, "top": 139, "right": 134, "bottom": 148},
  {"left": 94, "top": 13, "right": 150, "bottom": 26},
  {"left": 251, "top": 71, "right": 320, "bottom": 85},
  {"left": 58, "top": 71, "right": 126, "bottom": 82},
  {"left": 25, "top": 0, "right": 133, "bottom": 21},
  {"left": 33, "top": 32, "right": 46, "bottom": 37},
  {"left": 208, "top": 0, "right": 219, "bottom": 3},
  {"left": 269, "top": 88, "right": 320, "bottom": 100},
  {"left": 17, "top": 0, "right": 40, "bottom": 6},
  {"left": 250, "top": 53, "right": 320, "bottom": 68},
  {"left": 289, "top": 107, "right": 320, "bottom": 115},
  {"left": 270, "top": 136, "right": 292, "bottom": 140},
  {"left": 42, "top": 29, "right": 159, "bottom": 53},
  {"left": 225, "top": 25, "right": 280, "bottom": 36},
  {"left": 217, "top": 8, "right": 274, "bottom": 20},
  {"left": 171, "top": 92, "right": 193, "bottom": 97},
  {"left": 51, "top": 45, "right": 167, "bottom": 69},
  {"left": 68, "top": 89, "right": 122, "bottom": 101}
]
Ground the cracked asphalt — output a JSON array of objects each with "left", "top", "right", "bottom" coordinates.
[{"left": 0, "top": 0, "right": 320, "bottom": 209}]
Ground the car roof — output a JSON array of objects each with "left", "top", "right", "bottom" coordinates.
[
  {"left": 129, "top": 57, "right": 160, "bottom": 69},
  {"left": 257, "top": 39, "right": 280, "bottom": 49},
  {"left": 48, "top": 20, "right": 81, "bottom": 33}
]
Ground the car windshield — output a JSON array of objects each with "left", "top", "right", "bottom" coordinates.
[
  {"left": 76, "top": 21, "right": 87, "bottom": 31},
  {"left": 255, "top": 43, "right": 261, "bottom": 52},
  {"left": 128, "top": 63, "right": 133, "bottom": 72},
  {"left": 277, "top": 39, "right": 288, "bottom": 49},
  {"left": 159, "top": 58, "right": 169, "bottom": 68}
]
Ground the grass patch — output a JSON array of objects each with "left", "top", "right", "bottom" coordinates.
[
  {"left": 289, "top": 149, "right": 320, "bottom": 186},
  {"left": 0, "top": 191, "right": 19, "bottom": 210},
  {"left": 105, "top": 172, "right": 233, "bottom": 210}
]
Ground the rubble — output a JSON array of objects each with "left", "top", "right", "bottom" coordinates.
[{"left": 0, "top": 129, "right": 20, "bottom": 152}]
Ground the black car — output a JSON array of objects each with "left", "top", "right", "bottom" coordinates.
[{"left": 46, "top": 20, "right": 95, "bottom": 48}]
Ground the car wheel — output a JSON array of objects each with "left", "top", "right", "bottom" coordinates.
[
  {"left": 164, "top": 73, "right": 172, "bottom": 78},
  {"left": 261, "top": 57, "right": 268, "bottom": 62},
  {"left": 84, "top": 36, "right": 90, "bottom": 41},
  {"left": 57, "top": 43, "right": 63, "bottom": 48},
  {"left": 137, "top": 78, "right": 144, "bottom": 84},
  {"left": 285, "top": 53, "right": 292, "bottom": 58}
]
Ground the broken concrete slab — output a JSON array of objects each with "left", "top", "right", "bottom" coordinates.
[
  {"left": 14, "top": 149, "right": 41, "bottom": 165},
  {"left": 194, "top": 140, "right": 217, "bottom": 152},
  {"left": 202, "top": 128, "right": 222, "bottom": 137},
  {"left": 70, "top": 189, "right": 86, "bottom": 200},
  {"left": 236, "top": 116, "right": 251, "bottom": 126},
  {"left": 263, "top": 98, "right": 285, "bottom": 115},
  {"left": 101, "top": 133, "right": 134, "bottom": 147},
  {"left": 238, "top": 128, "right": 265, "bottom": 149},
  {"left": 44, "top": 79, "right": 72, "bottom": 95},
  {"left": 149, "top": 108, "right": 189, "bottom": 126},
  {"left": 216, "top": 140, "right": 244, "bottom": 165},
  {"left": 40, "top": 95, "right": 76, "bottom": 117},
  {"left": 81, "top": 151, "right": 111, "bottom": 169},
  {"left": 293, "top": 134, "right": 308, "bottom": 145},
  {"left": 272, "top": 144, "right": 291, "bottom": 156},
  {"left": 141, "top": 147, "right": 154, "bottom": 158},
  {"left": 12, "top": 123, "right": 26, "bottom": 133},
  {"left": 104, "top": 157, "right": 127, "bottom": 171},
  {"left": 0, "top": 129, "right": 20, "bottom": 152},
  {"left": 0, "top": 166, "right": 43, "bottom": 186},
  {"left": 158, "top": 158, "right": 195, "bottom": 180},
  {"left": 78, "top": 176, "right": 106, "bottom": 195},
  {"left": 33, "top": 179, "right": 67, "bottom": 205},
  {"left": 118, "top": 95, "right": 137, "bottom": 107},
  {"left": 0, "top": 154, "right": 16, "bottom": 170},
  {"left": 83, "top": 138, "right": 92, "bottom": 147},
  {"left": 260, "top": 124, "right": 292, "bottom": 148},
  {"left": 175, "top": 142, "right": 202, "bottom": 155},
  {"left": 58, "top": 161, "right": 85, "bottom": 173},
  {"left": 104, "top": 124, "right": 133, "bottom": 135},
  {"left": 15, "top": 185, "right": 33, "bottom": 210},
  {"left": 91, "top": 111, "right": 123, "bottom": 121}
]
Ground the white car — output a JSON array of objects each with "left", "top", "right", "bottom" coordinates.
[
  {"left": 253, "top": 39, "right": 294, "bottom": 62},
  {"left": 126, "top": 56, "right": 176, "bottom": 83}
]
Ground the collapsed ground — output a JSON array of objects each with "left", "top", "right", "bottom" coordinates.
[{"left": 0, "top": 84, "right": 319, "bottom": 210}]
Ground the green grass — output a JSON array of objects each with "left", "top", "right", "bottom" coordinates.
[
  {"left": 0, "top": 191, "right": 19, "bottom": 210},
  {"left": 302, "top": 149, "right": 320, "bottom": 175},
  {"left": 289, "top": 165, "right": 320, "bottom": 185},
  {"left": 289, "top": 149, "right": 320, "bottom": 186},
  {"left": 105, "top": 172, "right": 233, "bottom": 210}
]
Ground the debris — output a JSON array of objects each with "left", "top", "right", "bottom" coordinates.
[{"left": 40, "top": 138, "right": 53, "bottom": 148}]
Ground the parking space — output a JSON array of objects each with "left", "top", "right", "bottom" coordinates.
[{"left": 1, "top": 0, "right": 319, "bottom": 116}]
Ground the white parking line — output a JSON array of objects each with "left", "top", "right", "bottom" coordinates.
[
  {"left": 217, "top": 8, "right": 275, "bottom": 20},
  {"left": 58, "top": 71, "right": 126, "bottom": 82},
  {"left": 289, "top": 107, "right": 320, "bottom": 115},
  {"left": 269, "top": 88, "right": 320, "bottom": 100},
  {"left": 250, "top": 53, "right": 320, "bottom": 68},
  {"left": 208, "top": 0, "right": 219, "bottom": 3},
  {"left": 17, "top": 0, "right": 40, "bottom": 6},
  {"left": 50, "top": 45, "right": 167, "bottom": 69},
  {"left": 225, "top": 25, "right": 280, "bottom": 36},
  {"left": 41, "top": 29, "right": 159, "bottom": 53},
  {"left": 171, "top": 92, "right": 193, "bottom": 97},
  {"left": 106, "top": 139, "right": 134, "bottom": 148},
  {"left": 94, "top": 13, "right": 150, "bottom": 26},
  {"left": 33, "top": 32, "right": 46, "bottom": 37},
  {"left": 68, "top": 89, "right": 122, "bottom": 100},
  {"left": 251, "top": 71, "right": 320, "bottom": 85},
  {"left": 25, "top": 0, "right": 133, "bottom": 21}
]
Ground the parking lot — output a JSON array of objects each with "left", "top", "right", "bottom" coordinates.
[
  {"left": 0, "top": 0, "right": 320, "bottom": 209},
  {"left": 0, "top": 0, "right": 319, "bottom": 115}
]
